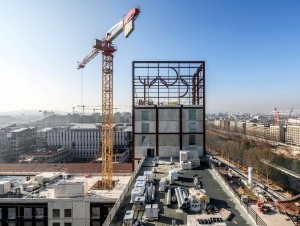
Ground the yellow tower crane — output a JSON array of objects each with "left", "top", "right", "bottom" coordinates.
[{"left": 77, "top": 8, "right": 140, "bottom": 189}]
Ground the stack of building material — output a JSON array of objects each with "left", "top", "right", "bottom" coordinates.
[
  {"left": 179, "top": 150, "right": 200, "bottom": 169},
  {"left": 22, "top": 179, "right": 39, "bottom": 191},
  {"left": 145, "top": 182, "right": 155, "bottom": 203},
  {"left": 166, "top": 188, "right": 172, "bottom": 207},
  {"left": 219, "top": 208, "right": 231, "bottom": 221},
  {"left": 180, "top": 151, "right": 190, "bottom": 162},
  {"left": 144, "top": 171, "right": 154, "bottom": 183},
  {"left": 123, "top": 210, "right": 134, "bottom": 226},
  {"left": 175, "top": 187, "right": 190, "bottom": 210},
  {"left": 136, "top": 175, "right": 146, "bottom": 182},
  {"left": 189, "top": 188, "right": 210, "bottom": 210},
  {"left": 188, "top": 191, "right": 201, "bottom": 212},
  {"left": 187, "top": 214, "right": 226, "bottom": 226},
  {"left": 181, "top": 161, "right": 192, "bottom": 170},
  {"left": 26, "top": 180, "right": 39, "bottom": 192},
  {"left": 134, "top": 196, "right": 146, "bottom": 210},
  {"left": 145, "top": 204, "right": 159, "bottom": 220},
  {"left": 159, "top": 177, "right": 168, "bottom": 192},
  {"left": 134, "top": 180, "right": 146, "bottom": 194},
  {"left": 35, "top": 172, "right": 61, "bottom": 184},
  {"left": 130, "top": 187, "right": 143, "bottom": 203},
  {"left": 168, "top": 168, "right": 178, "bottom": 184}
]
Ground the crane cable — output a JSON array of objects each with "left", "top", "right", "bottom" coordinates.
[{"left": 81, "top": 69, "right": 84, "bottom": 106}]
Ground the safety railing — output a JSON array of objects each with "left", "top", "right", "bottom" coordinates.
[
  {"left": 213, "top": 167, "right": 267, "bottom": 226},
  {"left": 102, "top": 157, "right": 145, "bottom": 226}
]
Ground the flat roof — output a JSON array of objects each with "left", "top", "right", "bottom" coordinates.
[
  {"left": 11, "top": 128, "right": 28, "bottom": 133},
  {"left": 37, "top": 127, "right": 52, "bottom": 132},
  {"left": 111, "top": 158, "right": 253, "bottom": 226},
  {"left": 0, "top": 163, "right": 132, "bottom": 175},
  {"left": 0, "top": 174, "right": 131, "bottom": 202},
  {"left": 70, "top": 123, "right": 98, "bottom": 130}
]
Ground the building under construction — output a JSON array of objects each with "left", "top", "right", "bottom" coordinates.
[{"left": 132, "top": 61, "right": 205, "bottom": 169}]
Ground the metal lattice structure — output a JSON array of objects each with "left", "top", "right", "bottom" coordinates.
[
  {"left": 132, "top": 61, "right": 206, "bottom": 171},
  {"left": 133, "top": 61, "right": 204, "bottom": 107},
  {"left": 77, "top": 8, "right": 140, "bottom": 189},
  {"left": 101, "top": 54, "right": 114, "bottom": 188}
]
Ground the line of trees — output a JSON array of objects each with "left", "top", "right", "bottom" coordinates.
[{"left": 206, "top": 130, "right": 281, "bottom": 185}]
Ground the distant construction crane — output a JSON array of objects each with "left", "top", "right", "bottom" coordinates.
[
  {"left": 77, "top": 8, "right": 140, "bottom": 189},
  {"left": 273, "top": 108, "right": 279, "bottom": 126},
  {"left": 287, "top": 106, "right": 294, "bottom": 125}
]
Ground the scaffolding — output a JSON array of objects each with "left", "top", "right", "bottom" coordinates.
[{"left": 132, "top": 61, "right": 205, "bottom": 106}]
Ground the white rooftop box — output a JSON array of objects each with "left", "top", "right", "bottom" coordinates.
[
  {"left": 0, "top": 181, "right": 11, "bottom": 195},
  {"left": 54, "top": 181, "right": 87, "bottom": 198}
]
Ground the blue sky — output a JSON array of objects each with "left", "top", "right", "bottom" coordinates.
[{"left": 0, "top": 0, "right": 300, "bottom": 114}]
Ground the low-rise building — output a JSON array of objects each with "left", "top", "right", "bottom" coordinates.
[{"left": 47, "top": 123, "right": 132, "bottom": 161}]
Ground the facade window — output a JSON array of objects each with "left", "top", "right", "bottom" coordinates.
[
  {"left": 64, "top": 223, "right": 72, "bottom": 226},
  {"left": 189, "top": 122, "right": 196, "bottom": 133},
  {"left": 91, "top": 207, "right": 100, "bottom": 219},
  {"left": 189, "top": 109, "right": 196, "bottom": 120},
  {"left": 8, "top": 222, "right": 16, "bottom": 226},
  {"left": 91, "top": 222, "right": 100, "bottom": 226},
  {"left": 24, "top": 207, "right": 32, "bottom": 219},
  {"left": 0, "top": 207, "right": 1, "bottom": 219},
  {"left": 53, "top": 223, "right": 60, "bottom": 226},
  {"left": 8, "top": 208, "right": 16, "bottom": 219},
  {"left": 24, "top": 223, "right": 33, "bottom": 226},
  {"left": 141, "top": 122, "right": 149, "bottom": 133},
  {"left": 36, "top": 222, "right": 45, "bottom": 226},
  {"left": 64, "top": 209, "right": 72, "bottom": 218},
  {"left": 141, "top": 111, "right": 149, "bottom": 121},
  {"left": 52, "top": 209, "right": 60, "bottom": 218},
  {"left": 189, "top": 135, "right": 196, "bottom": 145}
]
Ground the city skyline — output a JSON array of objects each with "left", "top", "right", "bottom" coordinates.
[{"left": 1, "top": 1, "right": 300, "bottom": 113}]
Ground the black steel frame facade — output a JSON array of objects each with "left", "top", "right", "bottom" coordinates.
[{"left": 132, "top": 61, "right": 205, "bottom": 171}]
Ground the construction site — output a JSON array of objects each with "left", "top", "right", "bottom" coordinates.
[{"left": 0, "top": 3, "right": 299, "bottom": 226}]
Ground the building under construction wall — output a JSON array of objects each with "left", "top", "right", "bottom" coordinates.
[{"left": 132, "top": 61, "right": 205, "bottom": 169}]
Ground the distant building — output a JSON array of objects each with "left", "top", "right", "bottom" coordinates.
[
  {"left": 8, "top": 127, "right": 37, "bottom": 162},
  {"left": 37, "top": 127, "right": 52, "bottom": 149},
  {"left": 47, "top": 123, "right": 132, "bottom": 161},
  {"left": 269, "top": 125, "right": 280, "bottom": 142},
  {"left": 114, "top": 112, "right": 132, "bottom": 123},
  {"left": 0, "top": 126, "right": 37, "bottom": 163},
  {"left": 285, "top": 125, "right": 300, "bottom": 147}
]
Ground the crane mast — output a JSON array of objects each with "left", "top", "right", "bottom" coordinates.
[{"left": 77, "top": 8, "right": 140, "bottom": 189}]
